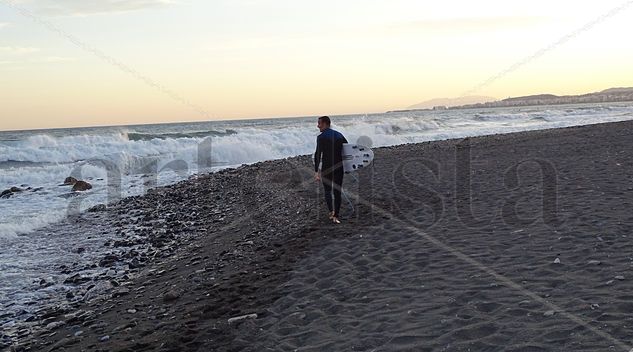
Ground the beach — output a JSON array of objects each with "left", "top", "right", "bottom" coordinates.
[{"left": 7, "top": 119, "right": 633, "bottom": 351}]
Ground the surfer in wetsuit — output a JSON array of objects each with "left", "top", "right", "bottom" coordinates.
[{"left": 314, "top": 116, "right": 348, "bottom": 224}]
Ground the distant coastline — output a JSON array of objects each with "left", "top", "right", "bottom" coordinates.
[{"left": 391, "top": 87, "right": 633, "bottom": 113}]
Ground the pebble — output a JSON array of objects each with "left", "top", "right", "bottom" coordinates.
[
  {"left": 112, "top": 321, "right": 136, "bottom": 332},
  {"left": 89, "top": 322, "right": 108, "bottom": 330},
  {"left": 615, "top": 275, "right": 625, "bottom": 280},
  {"left": 127, "top": 309, "right": 137, "bottom": 314},
  {"left": 48, "top": 337, "right": 80, "bottom": 351},
  {"left": 544, "top": 310, "right": 556, "bottom": 317},
  {"left": 99, "top": 335, "right": 110, "bottom": 342},
  {"left": 553, "top": 258, "right": 561, "bottom": 264},
  {"left": 63, "top": 274, "right": 91, "bottom": 285},
  {"left": 163, "top": 290, "right": 181, "bottom": 302},
  {"left": 45, "top": 321, "right": 65, "bottom": 330},
  {"left": 287, "top": 312, "right": 306, "bottom": 323},
  {"left": 227, "top": 313, "right": 258, "bottom": 324},
  {"left": 39, "top": 279, "right": 54, "bottom": 288},
  {"left": 588, "top": 260, "right": 601, "bottom": 265},
  {"left": 112, "top": 287, "right": 130, "bottom": 298}
]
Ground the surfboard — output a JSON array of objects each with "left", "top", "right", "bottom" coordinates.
[{"left": 342, "top": 144, "right": 374, "bottom": 173}]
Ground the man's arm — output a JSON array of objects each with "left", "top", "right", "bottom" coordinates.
[{"left": 314, "top": 136, "right": 322, "bottom": 172}]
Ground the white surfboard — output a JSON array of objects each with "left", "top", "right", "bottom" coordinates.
[{"left": 342, "top": 144, "right": 374, "bottom": 173}]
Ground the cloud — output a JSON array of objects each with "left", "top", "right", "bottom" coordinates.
[
  {"left": 387, "top": 16, "right": 550, "bottom": 33},
  {"left": 0, "top": 46, "right": 40, "bottom": 54},
  {"left": 36, "top": 56, "right": 77, "bottom": 63},
  {"left": 0, "top": 56, "right": 77, "bottom": 73},
  {"left": 17, "top": 0, "right": 176, "bottom": 16},
  {"left": 0, "top": 56, "right": 77, "bottom": 69}
]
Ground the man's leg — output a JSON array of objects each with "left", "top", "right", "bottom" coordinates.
[
  {"left": 332, "top": 170, "right": 344, "bottom": 218},
  {"left": 321, "top": 173, "right": 334, "bottom": 214}
]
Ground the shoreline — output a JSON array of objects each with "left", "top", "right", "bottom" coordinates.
[{"left": 5, "top": 118, "right": 633, "bottom": 351}]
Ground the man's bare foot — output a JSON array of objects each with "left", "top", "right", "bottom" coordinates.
[
  {"left": 328, "top": 211, "right": 335, "bottom": 220},
  {"left": 332, "top": 216, "right": 341, "bottom": 224}
]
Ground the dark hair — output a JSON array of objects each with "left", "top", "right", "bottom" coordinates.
[{"left": 318, "top": 116, "right": 331, "bottom": 126}]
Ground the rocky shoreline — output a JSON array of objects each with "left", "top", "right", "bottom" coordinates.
[{"left": 3, "top": 154, "right": 326, "bottom": 351}]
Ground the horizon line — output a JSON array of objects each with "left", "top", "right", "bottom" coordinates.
[{"left": 0, "top": 110, "right": 383, "bottom": 133}]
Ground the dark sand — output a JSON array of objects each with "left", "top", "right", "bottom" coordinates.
[{"left": 8, "top": 120, "right": 633, "bottom": 351}]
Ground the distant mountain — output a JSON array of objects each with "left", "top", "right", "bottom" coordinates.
[
  {"left": 600, "top": 87, "right": 633, "bottom": 94},
  {"left": 503, "top": 94, "right": 558, "bottom": 102},
  {"left": 451, "top": 87, "right": 633, "bottom": 109},
  {"left": 408, "top": 96, "right": 496, "bottom": 110}
]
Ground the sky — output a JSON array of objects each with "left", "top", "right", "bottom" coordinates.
[{"left": 0, "top": 0, "right": 632, "bottom": 130}]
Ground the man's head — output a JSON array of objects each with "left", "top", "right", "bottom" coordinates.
[{"left": 317, "top": 116, "right": 331, "bottom": 132}]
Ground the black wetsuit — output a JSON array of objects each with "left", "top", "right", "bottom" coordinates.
[{"left": 314, "top": 128, "right": 348, "bottom": 217}]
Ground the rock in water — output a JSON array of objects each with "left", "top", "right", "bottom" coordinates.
[
  {"left": 88, "top": 204, "right": 107, "bottom": 212},
  {"left": 64, "top": 177, "right": 78, "bottom": 185},
  {"left": 1, "top": 187, "right": 24, "bottom": 199},
  {"left": 72, "top": 181, "right": 92, "bottom": 192}
]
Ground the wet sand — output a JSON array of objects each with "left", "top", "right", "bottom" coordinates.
[{"left": 8, "top": 119, "right": 633, "bottom": 351}]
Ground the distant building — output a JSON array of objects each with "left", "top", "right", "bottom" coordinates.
[{"left": 432, "top": 106, "right": 448, "bottom": 110}]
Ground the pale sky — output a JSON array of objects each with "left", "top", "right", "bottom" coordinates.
[{"left": 1, "top": 0, "right": 632, "bottom": 130}]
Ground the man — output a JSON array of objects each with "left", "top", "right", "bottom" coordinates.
[{"left": 314, "top": 116, "right": 348, "bottom": 224}]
